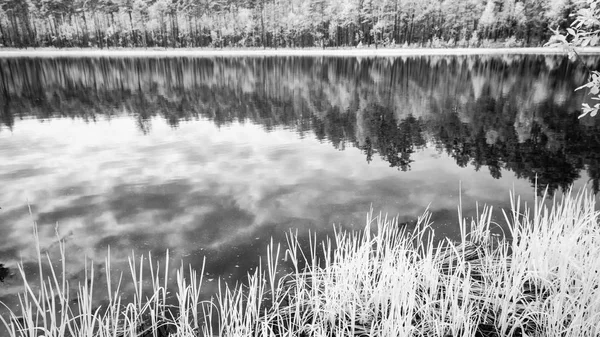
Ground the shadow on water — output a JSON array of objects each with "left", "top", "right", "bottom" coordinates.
[{"left": 1, "top": 55, "right": 600, "bottom": 196}]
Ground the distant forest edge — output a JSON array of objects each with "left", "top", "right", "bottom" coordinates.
[
  {"left": 2, "top": 56, "right": 600, "bottom": 195},
  {"left": 0, "top": 0, "right": 584, "bottom": 48}
]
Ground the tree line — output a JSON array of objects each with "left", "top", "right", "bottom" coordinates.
[{"left": 0, "top": 0, "right": 584, "bottom": 49}]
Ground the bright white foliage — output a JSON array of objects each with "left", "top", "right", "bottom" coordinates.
[{"left": 547, "top": 0, "right": 600, "bottom": 117}]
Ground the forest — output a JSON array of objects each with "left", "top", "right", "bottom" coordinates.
[{"left": 0, "top": 0, "right": 583, "bottom": 49}]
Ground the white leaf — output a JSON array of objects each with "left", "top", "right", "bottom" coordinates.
[{"left": 576, "top": 83, "right": 593, "bottom": 91}]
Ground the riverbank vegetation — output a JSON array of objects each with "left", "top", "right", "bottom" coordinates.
[
  {"left": 0, "top": 0, "right": 588, "bottom": 49},
  {"left": 1, "top": 187, "right": 598, "bottom": 336}
]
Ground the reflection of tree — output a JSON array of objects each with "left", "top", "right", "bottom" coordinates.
[
  {"left": 363, "top": 106, "right": 426, "bottom": 171},
  {"left": 2, "top": 55, "right": 600, "bottom": 196},
  {"left": 0, "top": 101, "right": 14, "bottom": 132},
  {"left": 312, "top": 107, "right": 357, "bottom": 150},
  {"left": 427, "top": 105, "right": 598, "bottom": 196},
  {"left": 0, "top": 264, "right": 9, "bottom": 282}
]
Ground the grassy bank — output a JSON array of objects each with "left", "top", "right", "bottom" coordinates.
[
  {"left": 2, "top": 188, "right": 599, "bottom": 336},
  {"left": 2, "top": 46, "right": 600, "bottom": 58}
]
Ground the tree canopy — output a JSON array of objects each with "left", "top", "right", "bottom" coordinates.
[{"left": 0, "top": 0, "right": 591, "bottom": 48}]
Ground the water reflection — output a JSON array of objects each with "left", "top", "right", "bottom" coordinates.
[
  {"left": 2, "top": 55, "right": 598, "bottom": 195},
  {"left": 0, "top": 55, "right": 599, "bottom": 314},
  {"left": 0, "top": 265, "right": 9, "bottom": 283}
]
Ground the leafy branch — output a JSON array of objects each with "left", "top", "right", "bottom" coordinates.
[{"left": 546, "top": 0, "right": 600, "bottom": 118}]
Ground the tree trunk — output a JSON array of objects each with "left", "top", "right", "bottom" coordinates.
[
  {"left": 82, "top": 13, "right": 89, "bottom": 47},
  {"left": 93, "top": 13, "right": 102, "bottom": 48},
  {"left": 23, "top": 13, "right": 34, "bottom": 46},
  {"left": 10, "top": 15, "right": 21, "bottom": 47},
  {"left": 172, "top": 12, "right": 179, "bottom": 47},
  {"left": 408, "top": 14, "right": 414, "bottom": 45},
  {"left": 194, "top": 16, "right": 199, "bottom": 47},
  {"left": 261, "top": 2, "right": 265, "bottom": 48},
  {"left": 128, "top": 11, "right": 135, "bottom": 46},
  {"left": 71, "top": 14, "right": 81, "bottom": 47},
  {"left": 161, "top": 16, "right": 166, "bottom": 48},
  {"left": 393, "top": 15, "right": 398, "bottom": 44},
  {"left": 110, "top": 12, "right": 117, "bottom": 47},
  {"left": 0, "top": 19, "right": 9, "bottom": 47},
  {"left": 141, "top": 14, "right": 148, "bottom": 47},
  {"left": 187, "top": 16, "right": 192, "bottom": 47}
]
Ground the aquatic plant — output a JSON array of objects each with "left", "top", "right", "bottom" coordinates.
[{"left": 1, "top": 187, "right": 599, "bottom": 336}]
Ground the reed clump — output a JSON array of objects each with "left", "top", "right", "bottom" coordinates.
[{"left": 2, "top": 188, "right": 599, "bottom": 337}]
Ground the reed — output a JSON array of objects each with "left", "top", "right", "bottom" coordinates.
[{"left": 1, "top": 187, "right": 598, "bottom": 337}]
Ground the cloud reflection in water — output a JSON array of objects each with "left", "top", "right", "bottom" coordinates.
[{"left": 0, "top": 115, "right": 541, "bottom": 303}]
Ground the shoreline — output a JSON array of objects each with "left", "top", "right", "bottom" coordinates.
[
  {"left": 1, "top": 46, "right": 600, "bottom": 57},
  {"left": 2, "top": 189, "right": 598, "bottom": 337}
]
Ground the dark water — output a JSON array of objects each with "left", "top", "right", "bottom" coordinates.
[{"left": 0, "top": 55, "right": 599, "bottom": 306}]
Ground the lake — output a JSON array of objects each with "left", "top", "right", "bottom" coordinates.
[{"left": 0, "top": 54, "right": 599, "bottom": 307}]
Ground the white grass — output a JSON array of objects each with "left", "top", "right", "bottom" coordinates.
[
  {"left": 1, "top": 47, "right": 600, "bottom": 58},
  {"left": 1, "top": 187, "right": 599, "bottom": 336}
]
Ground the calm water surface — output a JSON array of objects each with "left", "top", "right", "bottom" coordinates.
[{"left": 0, "top": 55, "right": 599, "bottom": 305}]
